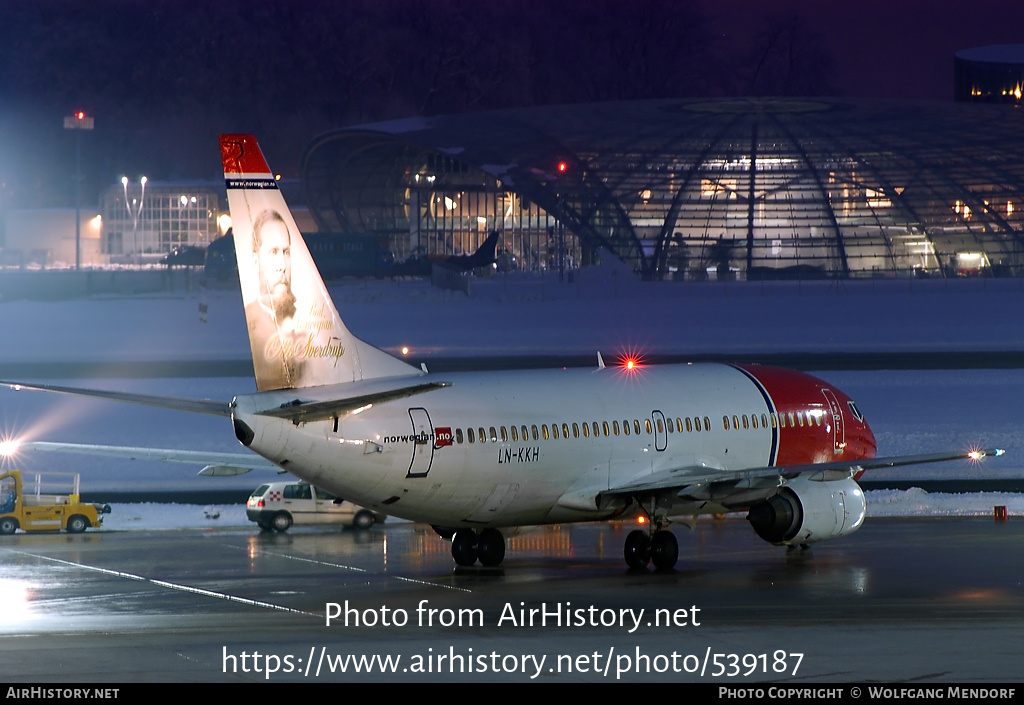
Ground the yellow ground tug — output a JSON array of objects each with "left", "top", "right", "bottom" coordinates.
[{"left": 0, "top": 470, "right": 110, "bottom": 534}]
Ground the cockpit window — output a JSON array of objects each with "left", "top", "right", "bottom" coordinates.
[{"left": 847, "top": 401, "right": 864, "bottom": 422}]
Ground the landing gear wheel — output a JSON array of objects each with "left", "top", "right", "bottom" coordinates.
[
  {"left": 0, "top": 517, "right": 17, "bottom": 535},
  {"left": 650, "top": 530, "right": 678, "bottom": 570},
  {"left": 352, "top": 511, "right": 376, "bottom": 530},
  {"left": 451, "top": 529, "right": 478, "bottom": 566},
  {"left": 66, "top": 515, "right": 89, "bottom": 534},
  {"left": 272, "top": 512, "right": 292, "bottom": 532},
  {"left": 476, "top": 528, "right": 506, "bottom": 567},
  {"left": 623, "top": 529, "right": 651, "bottom": 569}
]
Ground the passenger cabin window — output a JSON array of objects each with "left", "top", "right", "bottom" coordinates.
[
  {"left": 490, "top": 427, "right": 498, "bottom": 442},
  {"left": 685, "top": 418, "right": 692, "bottom": 433},
  {"left": 723, "top": 416, "right": 730, "bottom": 430},
  {"left": 694, "top": 417, "right": 702, "bottom": 432},
  {"left": 522, "top": 425, "right": 530, "bottom": 440},
  {"left": 456, "top": 428, "right": 464, "bottom": 444},
  {"left": 562, "top": 423, "right": 570, "bottom": 439},
  {"left": 633, "top": 420, "right": 641, "bottom": 435},
  {"left": 531, "top": 425, "right": 539, "bottom": 440},
  {"left": 479, "top": 427, "right": 487, "bottom": 442},
  {"left": 468, "top": 428, "right": 475, "bottom": 443},
  {"left": 603, "top": 421, "right": 610, "bottom": 436}
]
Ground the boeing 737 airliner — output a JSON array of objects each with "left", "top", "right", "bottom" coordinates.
[{"left": 1, "top": 135, "right": 1003, "bottom": 570}]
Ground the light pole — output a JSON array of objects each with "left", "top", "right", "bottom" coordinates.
[
  {"left": 64, "top": 111, "right": 94, "bottom": 270},
  {"left": 121, "top": 175, "right": 147, "bottom": 265}
]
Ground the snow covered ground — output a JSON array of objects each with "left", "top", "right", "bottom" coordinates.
[
  {"left": 0, "top": 271, "right": 1022, "bottom": 525},
  {"left": 96, "top": 488, "right": 1024, "bottom": 532},
  {"left": 2, "top": 270, "right": 1024, "bottom": 364}
]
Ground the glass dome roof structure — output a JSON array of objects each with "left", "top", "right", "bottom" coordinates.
[{"left": 302, "top": 99, "right": 1024, "bottom": 280}]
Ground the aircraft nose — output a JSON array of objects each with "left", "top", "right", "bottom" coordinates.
[
  {"left": 856, "top": 420, "right": 878, "bottom": 459},
  {"left": 844, "top": 403, "right": 877, "bottom": 460}
]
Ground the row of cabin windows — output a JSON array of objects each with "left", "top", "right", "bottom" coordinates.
[
  {"left": 451, "top": 415, "right": 715, "bottom": 445},
  {"left": 722, "top": 410, "right": 823, "bottom": 431}
]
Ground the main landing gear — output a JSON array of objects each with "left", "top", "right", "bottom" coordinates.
[
  {"left": 450, "top": 527, "right": 506, "bottom": 567},
  {"left": 624, "top": 527, "right": 678, "bottom": 570},
  {"left": 623, "top": 502, "right": 679, "bottom": 571}
]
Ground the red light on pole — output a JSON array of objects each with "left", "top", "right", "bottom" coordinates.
[{"left": 64, "top": 111, "right": 95, "bottom": 270}]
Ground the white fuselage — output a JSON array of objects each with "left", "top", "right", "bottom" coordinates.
[{"left": 232, "top": 362, "right": 864, "bottom": 528}]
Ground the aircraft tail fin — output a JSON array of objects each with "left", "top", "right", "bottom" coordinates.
[{"left": 220, "top": 134, "right": 418, "bottom": 391}]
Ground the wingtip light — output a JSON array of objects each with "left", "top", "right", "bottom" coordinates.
[{"left": 0, "top": 439, "right": 21, "bottom": 457}]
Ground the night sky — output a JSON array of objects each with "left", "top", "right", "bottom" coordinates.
[{"left": 1, "top": 0, "right": 1022, "bottom": 211}]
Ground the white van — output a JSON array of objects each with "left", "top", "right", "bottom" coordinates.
[{"left": 246, "top": 482, "right": 386, "bottom": 532}]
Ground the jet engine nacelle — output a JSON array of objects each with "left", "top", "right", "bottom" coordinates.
[{"left": 746, "top": 476, "right": 866, "bottom": 546}]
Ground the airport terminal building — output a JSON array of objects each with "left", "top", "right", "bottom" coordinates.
[{"left": 301, "top": 98, "right": 1024, "bottom": 280}]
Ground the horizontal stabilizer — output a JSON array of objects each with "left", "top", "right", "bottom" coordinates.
[
  {"left": 256, "top": 381, "right": 452, "bottom": 424},
  {"left": 22, "top": 442, "right": 277, "bottom": 475},
  {"left": 0, "top": 380, "right": 232, "bottom": 417},
  {"left": 199, "top": 465, "right": 263, "bottom": 476}
]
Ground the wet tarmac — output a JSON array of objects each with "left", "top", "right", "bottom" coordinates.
[{"left": 1, "top": 516, "right": 1022, "bottom": 682}]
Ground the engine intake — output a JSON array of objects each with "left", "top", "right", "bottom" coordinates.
[{"left": 747, "top": 476, "right": 866, "bottom": 545}]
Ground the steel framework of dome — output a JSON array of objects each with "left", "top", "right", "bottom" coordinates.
[{"left": 301, "top": 99, "right": 1024, "bottom": 280}]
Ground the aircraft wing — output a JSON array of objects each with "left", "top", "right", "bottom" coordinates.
[
  {"left": 601, "top": 448, "right": 1005, "bottom": 502},
  {"left": 20, "top": 441, "right": 278, "bottom": 476},
  {"left": 0, "top": 380, "right": 233, "bottom": 416}
]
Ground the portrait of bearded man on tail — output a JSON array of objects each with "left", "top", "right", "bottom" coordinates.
[{"left": 244, "top": 208, "right": 306, "bottom": 390}]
